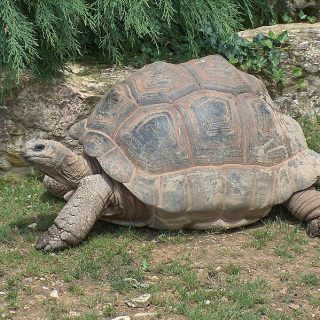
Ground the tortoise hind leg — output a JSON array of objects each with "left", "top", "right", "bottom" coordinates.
[{"left": 285, "top": 187, "right": 320, "bottom": 237}]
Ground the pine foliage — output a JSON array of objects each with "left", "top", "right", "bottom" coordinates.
[{"left": 0, "top": 0, "right": 288, "bottom": 94}]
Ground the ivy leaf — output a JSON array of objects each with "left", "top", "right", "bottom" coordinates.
[
  {"left": 277, "top": 31, "right": 289, "bottom": 44},
  {"left": 229, "top": 57, "right": 238, "bottom": 65},
  {"left": 268, "top": 30, "right": 277, "bottom": 40},
  {"left": 282, "top": 13, "right": 294, "bottom": 23},
  {"left": 298, "top": 10, "right": 307, "bottom": 20},
  {"left": 292, "top": 67, "right": 303, "bottom": 78},
  {"left": 272, "top": 68, "right": 284, "bottom": 83},
  {"left": 261, "top": 39, "right": 273, "bottom": 49},
  {"left": 307, "top": 16, "right": 317, "bottom": 23},
  {"left": 297, "top": 78, "right": 306, "bottom": 89}
]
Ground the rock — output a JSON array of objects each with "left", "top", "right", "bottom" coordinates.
[
  {"left": 27, "top": 223, "right": 37, "bottom": 230},
  {"left": 124, "top": 278, "right": 140, "bottom": 288},
  {"left": 239, "top": 23, "right": 320, "bottom": 118},
  {"left": 111, "top": 316, "right": 131, "bottom": 320},
  {"left": 0, "top": 65, "right": 135, "bottom": 175},
  {"left": 140, "top": 282, "right": 150, "bottom": 289},
  {"left": 288, "top": 303, "right": 300, "bottom": 310},
  {"left": 69, "top": 311, "right": 81, "bottom": 317},
  {"left": 49, "top": 289, "right": 59, "bottom": 298},
  {"left": 132, "top": 312, "right": 158, "bottom": 319},
  {"left": 126, "top": 301, "right": 138, "bottom": 308},
  {"left": 204, "top": 300, "right": 211, "bottom": 305},
  {"left": 0, "top": 292, "right": 5, "bottom": 296},
  {"left": 126, "top": 293, "right": 152, "bottom": 308},
  {"left": 286, "top": 0, "right": 320, "bottom": 19},
  {"left": 148, "top": 275, "right": 159, "bottom": 282},
  {"left": 0, "top": 156, "right": 11, "bottom": 171}
]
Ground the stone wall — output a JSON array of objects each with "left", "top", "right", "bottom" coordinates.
[
  {"left": 1, "top": 22, "right": 320, "bottom": 174},
  {"left": 0, "top": 66, "right": 134, "bottom": 174},
  {"left": 239, "top": 22, "right": 320, "bottom": 116}
]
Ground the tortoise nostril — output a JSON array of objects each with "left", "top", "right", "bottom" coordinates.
[{"left": 33, "top": 144, "right": 45, "bottom": 152}]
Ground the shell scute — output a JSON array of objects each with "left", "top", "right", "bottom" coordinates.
[
  {"left": 87, "top": 84, "right": 138, "bottom": 137},
  {"left": 176, "top": 90, "right": 242, "bottom": 166},
  {"left": 183, "top": 55, "right": 253, "bottom": 94},
  {"left": 82, "top": 131, "right": 116, "bottom": 158},
  {"left": 118, "top": 108, "right": 191, "bottom": 174},
  {"left": 126, "top": 61, "right": 198, "bottom": 106}
]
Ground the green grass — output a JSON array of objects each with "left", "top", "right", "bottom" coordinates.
[{"left": 0, "top": 174, "right": 319, "bottom": 319}]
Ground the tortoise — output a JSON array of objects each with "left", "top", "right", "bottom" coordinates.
[{"left": 23, "top": 55, "right": 320, "bottom": 251}]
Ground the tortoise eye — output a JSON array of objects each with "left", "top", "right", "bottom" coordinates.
[{"left": 33, "top": 144, "right": 45, "bottom": 151}]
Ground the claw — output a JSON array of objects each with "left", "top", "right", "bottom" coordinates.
[
  {"left": 35, "top": 228, "right": 69, "bottom": 251},
  {"left": 306, "top": 218, "right": 320, "bottom": 238}
]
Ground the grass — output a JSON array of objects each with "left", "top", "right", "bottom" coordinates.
[{"left": 0, "top": 173, "right": 320, "bottom": 319}]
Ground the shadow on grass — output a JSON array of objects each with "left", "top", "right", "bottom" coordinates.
[{"left": 25, "top": 196, "right": 309, "bottom": 248}]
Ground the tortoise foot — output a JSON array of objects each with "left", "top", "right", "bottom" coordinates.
[
  {"left": 306, "top": 218, "right": 320, "bottom": 238},
  {"left": 35, "top": 223, "right": 69, "bottom": 251}
]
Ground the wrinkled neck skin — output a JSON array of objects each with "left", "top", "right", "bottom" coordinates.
[
  {"left": 53, "top": 152, "right": 99, "bottom": 188},
  {"left": 35, "top": 147, "right": 99, "bottom": 189}
]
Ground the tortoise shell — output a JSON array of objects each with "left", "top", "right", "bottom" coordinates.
[{"left": 70, "top": 55, "right": 320, "bottom": 224}]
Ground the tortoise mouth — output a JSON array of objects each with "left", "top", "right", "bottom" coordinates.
[{"left": 23, "top": 154, "right": 53, "bottom": 163}]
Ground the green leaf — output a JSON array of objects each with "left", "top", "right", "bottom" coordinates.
[
  {"left": 282, "top": 13, "right": 294, "bottom": 23},
  {"left": 261, "top": 39, "right": 273, "bottom": 49},
  {"left": 297, "top": 78, "right": 306, "bottom": 88},
  {"left": 298, "top": 10, "right": 307, "bottom": 20},
  {"left": 268, "top": 31, "right": 277, "bottom": 40},
  {"left": 292, "top": 67, "right": 303, "bottom": 78},
  {"left": 272, "top": 68, "right": 284, "bottom": 83},
  {"left": 229, "top": 56, "right": 238, "bottom": 65},
  {"left": 307, "top": 16, "right": 317, "bottom": 23},
  {"left": 277, "top": 31, "right": 289, "bottom": 44}
]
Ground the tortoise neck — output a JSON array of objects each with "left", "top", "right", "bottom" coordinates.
[{"left": 54, "top": 150, "right": 99, "bottom": 188}]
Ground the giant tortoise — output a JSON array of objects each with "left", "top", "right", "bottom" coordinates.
[{"left": 24, "top": 55, "right": 320, "bottom": 251}]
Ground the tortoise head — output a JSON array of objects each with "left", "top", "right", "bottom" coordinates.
[
  {"left": 24, "top": 139, "right": 96, "bottom": 188},
  {"left": 24, "top": 139, "right": 70, "bottom": 176}
]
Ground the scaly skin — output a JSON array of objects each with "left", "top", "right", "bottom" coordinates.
[
  {"left": 286, "top": 187, "right": 320, "bottom": 237},
  {"left": 36, "top": 174, "right": 115, "bottom": 251},
  {"left": 43, "top": 175, "right": 73, "bottom": 200}
]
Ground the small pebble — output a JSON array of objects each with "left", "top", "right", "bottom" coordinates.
[
  {"left": 140, "top": 282, "right": 150, "bottom": 289},
  {"left": 124, "top": 278, "right": 140, "bottom": 287},
  {"left": 69, "top": 311, "right": 81, "bottom": 317},
  {"left": 50, "top": 289, "right": 59, "bottom": 298},
  {"left": 288, "top": 303, "right": 300, "bottom": 310},
  {"left": 126, "top": 293, "right": 152, "bottom": 308},
  {"left": 111, "top": 316, "right": 131, "bottom": 320},
  {"left": 27, "top": 223, "right": 37, "bottom": 230},
  {"left": 204, "top": 300, "right": 211, "bottom": 305},
  {"left": 133, "top": 312, "right": 158, "bottom": 319},
  {"left": 149, "top": 276, "right": 159, "bottom": 282}
]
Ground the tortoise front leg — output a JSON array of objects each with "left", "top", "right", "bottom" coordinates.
[
  {"left": 36, "top": 174, "right": 115, "bottom": 251},
  {"left": 285, "top": 188, "right": 320, "bottom": 237},
  {"left": 43, "top": 175, "right": 73, "bottom": 200}
]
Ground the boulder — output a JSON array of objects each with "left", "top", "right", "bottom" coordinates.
[
  {"left": 238, "top": 23, "right": 320, "bottom": 117},
  {"left": 0, "top": 65, "right": 134, "bottom": 175}
]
